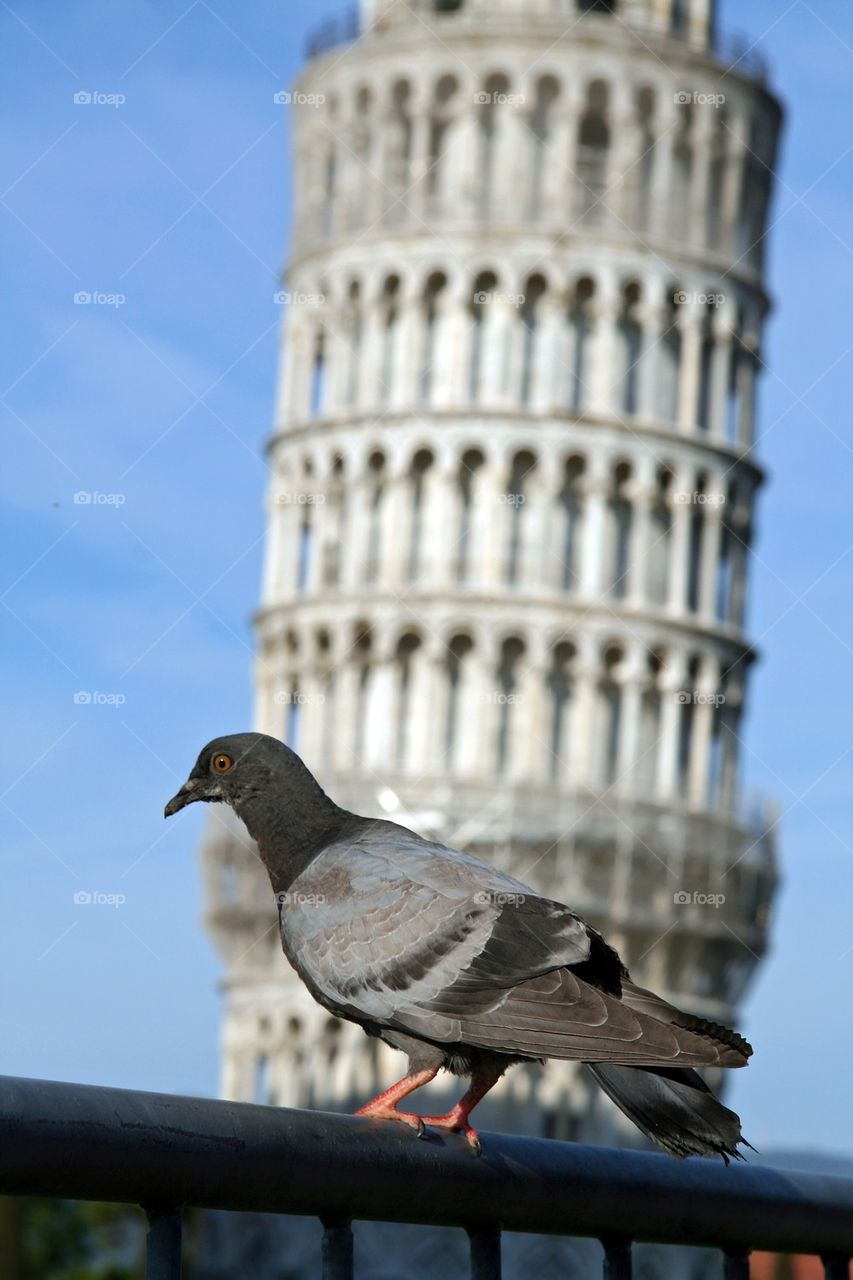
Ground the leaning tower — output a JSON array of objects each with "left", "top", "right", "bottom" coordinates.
[{"left": 202, "top": 0, "right": 782, "bottom": 1146}]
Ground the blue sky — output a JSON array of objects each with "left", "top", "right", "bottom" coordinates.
[{"left": 2, "top": 1, "right": 852, "bottom": 1156}]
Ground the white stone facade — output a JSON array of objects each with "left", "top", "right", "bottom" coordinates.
[{"left": 201, "top": 0, "right": 782, "bottom": 1144}]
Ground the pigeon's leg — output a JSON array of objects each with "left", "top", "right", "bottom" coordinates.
[
  {"left": 419, "top": 1066, "right": 503, "bottom": 1154},
  {"left": 353, "top": 1067, "right": 439, "bottom": 1136}
]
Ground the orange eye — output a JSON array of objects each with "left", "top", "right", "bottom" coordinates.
[{"left": 211, "top": 753, "right": 233, "bottom": 774}]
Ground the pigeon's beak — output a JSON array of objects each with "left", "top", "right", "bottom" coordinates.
[{"left": 164, "top": 778, "right": 202, "bottom": 818}]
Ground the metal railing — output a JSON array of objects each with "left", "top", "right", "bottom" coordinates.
[{"left": 1, "top": 1075, "right": 851, "bottom": 1279}]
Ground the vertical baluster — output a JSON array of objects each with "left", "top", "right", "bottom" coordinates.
[
  {"left": 468, "top": 1225, "right": 502, "bottom": 1280},
  {"left": 144, "top": 1206, "right": 183, "bottom": 1280},
  {"left": 723, "top": 1248, "right": 750, "bottom": 1279},
  {"left": 823, "top": 1256, "right": 851, "bottom": 1280},
  {"left": 322, "top": 1216, "right": 354, "bottom": 1280},
  {"left": 601, "top": 1236, "right": 632, "bottom": 1279}
]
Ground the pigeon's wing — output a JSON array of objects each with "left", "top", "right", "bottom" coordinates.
[
  {"left": 280, "top": 824, "right": 593, "bottom": 1024},
  {"left": 283, "top": 824, "right": 749, "bottom": 1070}
]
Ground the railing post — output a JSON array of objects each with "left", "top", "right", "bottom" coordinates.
[
  {"left": 321, "top": 1216, "right": 354, "bottom": 1280},
  {"left": 601, "top": 1236, "right": 633, "bottom": 1279},
  {"left": 144, "top": 1205, "right": 183, "bottom": 1280},
  {"left": 468, "top": 1225, "right": 502, "bottom": 1280},
  {"left": 723, "top": 1247, "right": 751, "bottom": 1279}
]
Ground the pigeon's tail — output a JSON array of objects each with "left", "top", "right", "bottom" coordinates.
[{"left": 586, "top": 1063, "right": 753, "bottom": 1163}]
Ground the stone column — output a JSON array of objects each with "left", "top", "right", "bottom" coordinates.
[
  {"left": 709, "top": 310, "right": 733, "bottom": 443},
  {"left": 569, "top": 630, "right": 599, "bottom": 789},
  {"left": 363, "top": 632, "right": 395, "bottom": 771},
  {"left": 518, "top": 630, "right": 548, "bottom": 781},
  {"left": 580, "top": 455, "right": 610, "bottom": 598},
  {"left": 616, "top": 642, "right": 646, "bottom": 794},
  {"left": 666, "top": 470, "right": 693, "bottom": 613},
  {"left": 677, "top": 303, "right": 702, "bottom": 433},
  {"left": 699, "top": 496, "right": 723, "bottom": 621},
  {"left": 656, "top": 650, "right": 687, "bottom": 804},
  {"left": 688, "top": 668, "right": 717, "bottom": 810},
  {"left": 627, "top": 461, "right": 655, "bottom": 609},
  {"left": 381, "top": 461, "right": 410, "bottom": 588}
]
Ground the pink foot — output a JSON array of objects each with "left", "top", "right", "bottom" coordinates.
[
  {"left": 354, "top": 1101, "right": 425, "bottom": 1136},
  {"left": 418, "top": 1107, "right": 482, "bottom": 1154}
]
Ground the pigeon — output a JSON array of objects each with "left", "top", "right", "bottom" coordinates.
[{"left": 165, "top": 732, "right": 752, "bottom": 1160}]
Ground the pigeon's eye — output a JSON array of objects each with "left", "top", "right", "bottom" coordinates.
[{"left": 211, "top": 753, "right": 233, "bottom": 775}]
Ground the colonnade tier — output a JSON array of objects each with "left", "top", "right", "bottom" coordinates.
[
  {"left": 260, "top": 429, "right": 757, "bottom": 652},
  {"left": 291, "top": 14, "right": 780, "bottom": 269},
  {"left": 253, "top": 594, "right": 751, "bottom": 816},
  {"left": 275, "top": 252, "right": 766, "bottom": 451}
]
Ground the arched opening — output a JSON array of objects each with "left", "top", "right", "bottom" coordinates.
[
  {"left": 567, "top": 276, "right": 595, "bottom": 411},
  {"left": 637, "top": 650, "right": 665, "bottom": 792},
  {"left": 548, "top": 641, "right": 576, "bottom": 779},
  {"left": 394, "top": 632, "right": 422, "bottom": 767},
  {"left": 476, "top": 73, "right": 510, "bottom": 220},
  {"left": 456, "top": 448, "right": 485, "bottom": 583},
  {"left": 648, "top": 466, "right": 673, "bottom": 605},
  {"left": 606, "top": 462, "right": 633, "bottom": 598},
  {"left": 378, "top": 274, "right": 401, "bottom": 406},
  {"left": 669, "top": 106, "right": 693, "bottom": 241},
  {"left": 469, "top": 271, "right": 498, "bottom": 402},
  {"left": 556, "top": 454, "right": 585, "bottom": 591},
  {"left": 419, "top": 271, "right": 447, "bottom": 403},
  {"left": 364, "top": 451, "right": 385, "bottom": 584},
  {"left": 407, "top": 449, "right": 434, "bottom": 581},
  {"left": 657, "top": 288, "right": 682, "bottom": 423},
  {"left": 505, "top": 450, "right": 536, "bottom": 585},
  {"left": 616, "top": 281, "right": 642, "bottom": 415},
  {"left": 528, "top": 76, "right": 560, "bottom": 220},
  {"left": 686, "top": 472, "right": 706, "bottom": 611},
  {"left": 445, "top": 633, "right": 474, "bottom": 765},
  {"left": 576, "top": 80, "right": 610, "bottom": 225},
  {"left": 496, "top": 636, "right": 525, "bottom": 776},
  {"left": 352, "top": 626, "right": 373, "bottom": 768},
  {"left": 309, "top": 330, "right": 326, "bottom": 417},
  {"left": 696, "top": 303, "right": 715, "bottom": 432},
  {"left": 634, "top": 87, "right": 656, "bottom": 232},
  {"left": 427, "top": 75, "right": 459, "bottom": 211},
  {"left": 598, "top": 644, "right": 623, "bottom": 787},
  {"left": 386, "top": 80, "right": 412, "bottom": 222},
  {"left": 519, "top": 274, "right": 547, "bottom": 405},
  {"left": 344, "top": 280, "right": 362, "bottom": 407}
]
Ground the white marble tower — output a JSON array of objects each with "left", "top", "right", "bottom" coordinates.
[{"left": 201, "top": 0, "right": 782, "bottom": 1144}]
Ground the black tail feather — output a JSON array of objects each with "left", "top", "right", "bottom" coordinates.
[{"left": 586, "top": 1062, "right": 752, "bottom": 1162}]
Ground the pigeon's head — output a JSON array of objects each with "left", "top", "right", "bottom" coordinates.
[{"left": 164, "top": 732, "right": 296, "bottom": 819}]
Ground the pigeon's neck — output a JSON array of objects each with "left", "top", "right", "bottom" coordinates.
[{"left": 232, "top": 775, "right": 349, "bottom": 893}]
